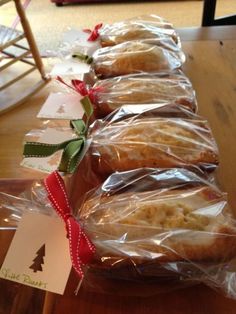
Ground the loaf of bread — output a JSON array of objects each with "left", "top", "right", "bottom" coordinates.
[
  {"left": 100, "top": 14, "right": 179, "bottom": 46},
  {"left": 92, "top": 72, "right": 197, "bottom": 116},
  {"left": 101, "top": 103, "right": 201, "bottom": 124},
  {"left": 80, "top": 184, "right": 236, "bottom": 265},
  {"left": 89, "top": 117, "right": 218, "bottom": 174},
  {"left": 92, "top": 40, "right": 184, "bottom": 79}
]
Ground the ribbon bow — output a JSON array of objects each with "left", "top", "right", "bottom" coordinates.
[
  {"left": 57, "top": 76, "right": 103, "bottom": 105},
  {"left": 23, "top": 97, "right": 93, "bottom": 173},
  {"left": 83, "top": 23, "right": 103, "bottom": 41},
  {"left": 44, "top": 171, "right": 95, "bottom": 278}
]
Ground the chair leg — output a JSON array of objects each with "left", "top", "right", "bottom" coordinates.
[
  {"left": 202, "top": 0, "right": 217, "bottom": 26},
  {"left": 13, "top": 0, "right": 46, "bottom": 79}
]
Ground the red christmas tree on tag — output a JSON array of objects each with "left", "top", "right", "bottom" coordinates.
[{"left": 29, "top": 244, "right": 45, "bottom": 272}]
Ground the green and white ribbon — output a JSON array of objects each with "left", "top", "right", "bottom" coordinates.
[{"left": 23, "top": 96, "right": 94, "bottom": 173}]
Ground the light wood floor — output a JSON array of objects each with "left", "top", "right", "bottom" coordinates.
[{"left": 1, "top": 0, "right": 236, "bottom": 54}]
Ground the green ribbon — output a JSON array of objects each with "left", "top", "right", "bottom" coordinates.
[
  {"left": 70, "top": 119, "right": 86, "bottom": 136},
  {"left": 23, "top": 96, "right": 94, "bottom": 173},
  {"left": 23, "top": 137, "right": 85, "bottom": 173},
  {"left": 72, "top": 52, "right": 93, "bottom": 64},
  {"left": 81, "top": 96, "right": 94, "bottom": 120}
]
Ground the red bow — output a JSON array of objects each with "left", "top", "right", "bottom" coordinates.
[
  {"left": 57, "top": 76, "right": 103, "bottom": 105},
  {"left": 83, "top": 23, "right": 103, "bottom": 41},
  {"left": 44, "top": 171, "right": 95, "bottom": 278}
]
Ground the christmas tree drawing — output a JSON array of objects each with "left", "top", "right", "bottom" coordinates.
[
  {"left": 29, "top": 244, "right": 45, "bottom": 272},
  {"left": 56, "top": 104, "right": 65, "bottom": 114}
]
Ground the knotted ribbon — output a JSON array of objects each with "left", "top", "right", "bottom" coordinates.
[
  {"left": 83, "top": 23, "right": 103, "bottom": 41},
  {"left": 44, "top": 171, "right": 95, "bottom": 278},
  {"left": 57, "top": 76, "right": 103, "bottom": 105},
  {"left": 23, "top": 97, "right": 93, "bottom": 173},
  {"left": 72, "top": 52, "right": 93, "bottom": 64}
]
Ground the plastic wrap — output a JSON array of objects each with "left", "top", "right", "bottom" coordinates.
[
  {"left": 23, "top": 123, "right": 76, "bottom": 142},
  {"left": 99, "top": 14, "right": 180, "bottom": 47},
  {"left": 91, "top": 38, "right": 185, "bottom": 79},
  {"left": 0, "top": 181, "right": 55, "bottom": 232},
  {"left": 100, "top": 103, "right": 200, "bottom": 124},
  {"left": 1, "top": 169, "right": 236, "bottom": 299},
  {"left": 90, "top": 71, "right": 197, "bottom": 117},
  {"left": 21, "top": 123, "right": 79, "bottom": 174},
  {"left": 77, "top": 167, "right": 236, "bottom": 297},
  {"left": 86, "top": 115, "right": 219, "bottom": 176}
]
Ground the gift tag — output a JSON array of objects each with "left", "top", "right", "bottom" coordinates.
[
  {"left": 50, "top": 60, "right": 90, "bottom": 76},
  {"left": 37, "top": 92, "right": 84, "bottom": 120},
  {"left": 63, "top": 28, "right": 100, "bottom": 56},
  {"left": 21, "top": 128, "right": 76, "bottom": 173},
  {"left": 0, "top": 212, "right": 71, "bottom": 294}
]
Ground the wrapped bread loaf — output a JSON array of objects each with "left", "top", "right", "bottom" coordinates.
[
  {"left": 99, "top": 14, "right": 179, "bottom": 46},
  {"left": 79, "top": 168, "right": 236, "bottom": 268},
  {"left": 92, "top": 72, "right": 197, "bottom": 116},
  {"left": 102, "top": 103, "right": 200, "bottom": 123},
  {"left": 88, "top": 117, "right": 219, "bottom": 175},
  {"left": 92, "top": 39, "right": 184, "bottom": 79}
]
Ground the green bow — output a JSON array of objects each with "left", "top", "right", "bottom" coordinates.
[{"left": 23, "top": 96, "right": 93, "bottom": 173}]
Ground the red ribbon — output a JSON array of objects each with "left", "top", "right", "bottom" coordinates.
[
  {"left": 44, "top": 171, "right": 95, "bottom": 278},
  {"left": 56, "top": 76, "right": 104, "bottom": 105},
  {"left": 83, "top": 23, "right": 103, "bottom": 41},
  {"left": 71, "top": 79, "right": 89, "bottom": 97}
]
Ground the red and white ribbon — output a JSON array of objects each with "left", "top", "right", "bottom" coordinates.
[
  {"left": 44, "top": 171, "right": 95, "bottom": 278},
  {"left": 83, "top": 23, "right": 103, "bottom": 41},
  {"left": 57, "top": 76, "right": 103, "bottom": 104},
  {"left": 11, "top": 0, "right": 32, "bottom": 29}
]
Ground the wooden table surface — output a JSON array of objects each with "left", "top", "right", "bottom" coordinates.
[{"left": 0, "top": 25, "right": 236, "bottom": 313}]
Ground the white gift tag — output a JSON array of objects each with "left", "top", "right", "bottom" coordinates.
[
  {"left": 0, "top": 212, "right": 72, "bottom": 294},
  {"left": 50, "top": 60, "right": 90, "bottom": 76},
  {"left": 37, "top": 92, "right": 84, "bottom": 120},
  {"left": 63, "top": 28, "right": 101, "bottom": 56},
  {"left": 21, "top": 128, "right": 76, "bottom": 173}
]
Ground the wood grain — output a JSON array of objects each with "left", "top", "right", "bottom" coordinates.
[{"left": 182, "top": 38, "right": 236, "bottom": 210}]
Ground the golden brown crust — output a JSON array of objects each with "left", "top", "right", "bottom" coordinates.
[
  {"left": 93, "top": 42, "right": 182, "bottom": 78},
  {"left": 100, "top": 16, "right": 178, "bottom": 47},
  {"left": 93, "top": 75, "right": 196, "bottom": 116},
  {"left": 100, "top": 27, "right": 178, "bottom": 47},
  {"left": 89, "top": 118, "right": 219, "bottom": 174},
  {"left": 81, "top": 186, "right": 236, "bottom": 266}
]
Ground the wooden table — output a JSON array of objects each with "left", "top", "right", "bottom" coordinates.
[{"left": 0, "top": 26, "right": 236, "bottom": 313}]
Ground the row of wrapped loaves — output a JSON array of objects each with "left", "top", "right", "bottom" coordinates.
[{"left": 67, "top": 16, "right": 236, "bottom": 297}]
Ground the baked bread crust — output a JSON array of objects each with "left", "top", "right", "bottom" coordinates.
[
  {"left": 93, "top": 73, "right": 197, "bottom": 116},
  {"left": 93, "top": 41, "right": 183, "bottom": 79},
  {"left": 100, "top": 15, "right": 179, "bottom": 46},
  {"left": 89, "top": 117, "right": 219, "bottom": 174},
  {"left": 81, "top": 186, "right": 236, "bottom": 265}
]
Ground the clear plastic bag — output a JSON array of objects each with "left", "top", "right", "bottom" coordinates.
[
  {"left": 0, "top": 181, "right": 54, "bottom": 232},
  {"left": 99, "top": 14, "right": 180, "bottom": 47},
  {"left": 91, "top": 38, "right": 185, "bottom": 79},
  {"left": 90, "top": 71, "right": 197, "bottom": 117},
  {"left": 1, "top": 168, "right": 236, "bottom": 298},
  {"left": 77, "top": 167, "right": 236, "bottom": 298},
  {"left": 86, "top": 115, "right": 219, "bottom": 176},
  {"left": 0, "top": 179, "right": 55, "bottom": 312},
  {"left": 100, "top": 103, "right": 200, "bottom": 124},
  {"left": 21, "top": 123, "right": 78, "bottom": 174}
]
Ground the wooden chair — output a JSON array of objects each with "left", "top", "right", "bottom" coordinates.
[
  {"left": 0, "top": 0, "right": 48, "bottom": 114},
  {"left": 202, "top": 0, "right": 236, "bottom": 26}
]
